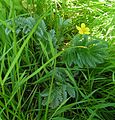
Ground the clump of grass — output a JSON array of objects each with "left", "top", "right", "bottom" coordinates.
[{"left": 0, "top": 0, "right": 115, "bottom": 120}]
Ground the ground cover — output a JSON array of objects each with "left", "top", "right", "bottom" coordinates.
[{"left": 0, "top": 0, "right": 115, "bottom": 120}]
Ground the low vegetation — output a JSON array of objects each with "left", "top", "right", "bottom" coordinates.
[{"left": 0, "top": 0, "right": 115, "bottom": 120}]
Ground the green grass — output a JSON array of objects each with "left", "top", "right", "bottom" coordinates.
[{"left": 0, "top": 0, "right": 115, "bottom": 120}]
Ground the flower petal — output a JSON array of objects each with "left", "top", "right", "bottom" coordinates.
[
  {"left": 84, "top": 31, "right": 90, "bottom": 34},
  {"left": 81, "top": 23, "right": 86, "bottom": 28},
  {"left": 85, "top": 27, "right": 90, "bottom": 31},
  {"left": 79, "top": 29, "right": 84, "bottom": 34},
  {"left": 76, "top": 26, "right": 81, "bottom": 31}
]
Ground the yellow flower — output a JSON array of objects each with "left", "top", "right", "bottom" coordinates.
[{"left": 76, "top": 23, "right": 90, "bottom": 34}]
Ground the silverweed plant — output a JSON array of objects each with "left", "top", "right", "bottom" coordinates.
[{"left": 0, "top": 0, "right": 115, "bottom": 120}]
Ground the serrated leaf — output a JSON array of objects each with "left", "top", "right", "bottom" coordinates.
[
  {"left": 41, "top": 86, "right": 68, "bottom": 109},
  {"left": 66, "top": 83, "right": 75, "bottom": 98},
  {"left": 63, "top": 35, "right": 108, "bottom": 68}
]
